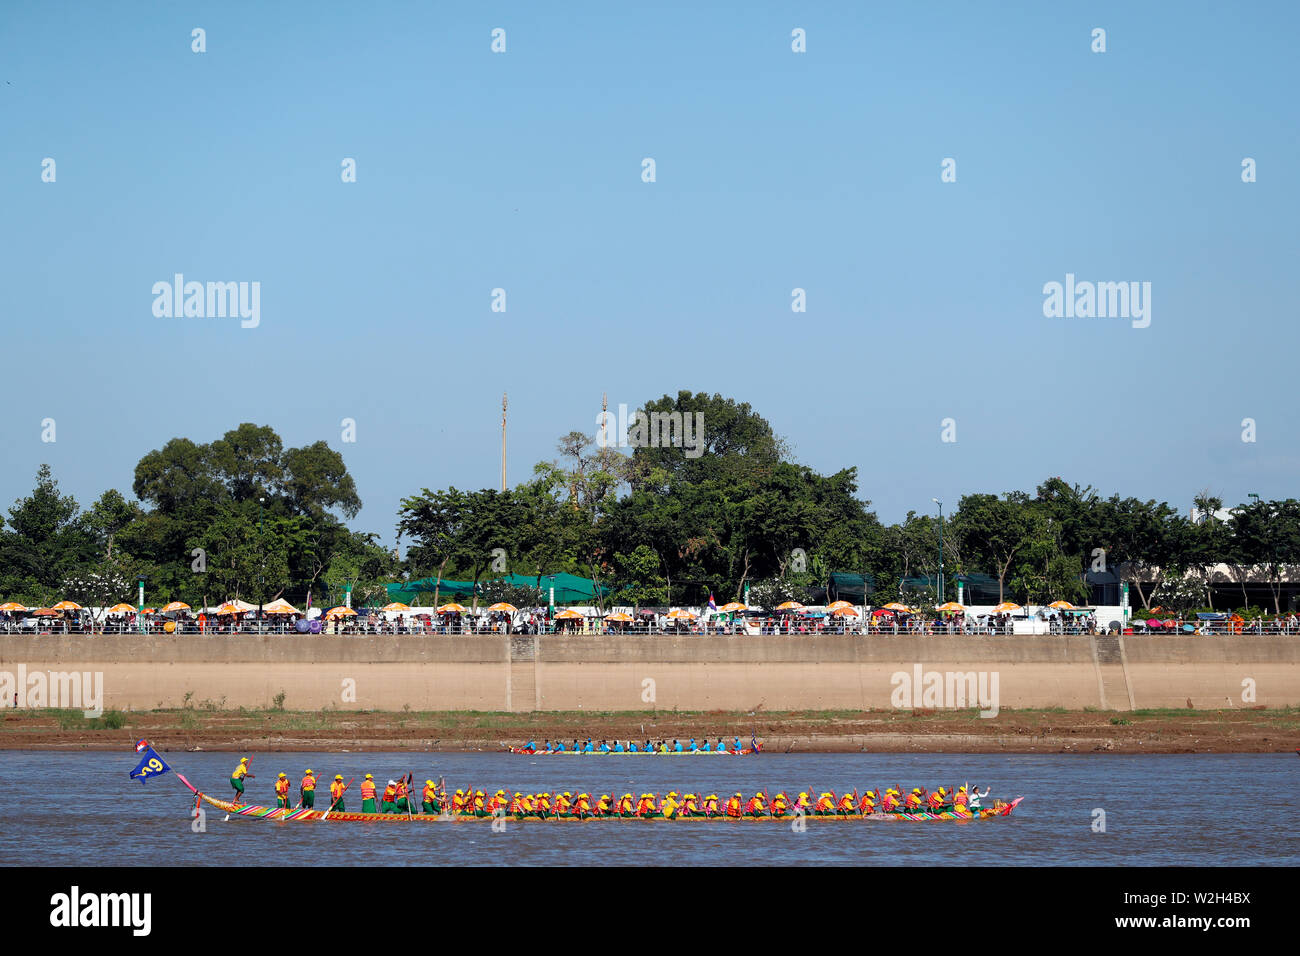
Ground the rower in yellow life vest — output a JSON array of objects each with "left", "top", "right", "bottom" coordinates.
[
  {"left": 489, "top": 789, "right": 508, "bottom": 813},
  {"left": 953, "top": 786, "right": 969, "bottom": 812},
  {"left": 555, "top": 792, "right": 572, "bottom": 815},
  {"left": 725, "top": 792, "right": 743, "bottom": 818},
  {"left": 423, "top": 780, "right": 441, "bottom": 815},
  {"left": 472, "top": 790, "right": 486, "bottom": 816},
  {"left": 451, "top": 789, "right": 466, "bottom": 814},
  {"left": 508, "top": 792, "right": 525, "bottom": 816},
  {"left": 230, "top": 756, "right": 253, "bottom": 805},
  {"left": 520, "top": 794, "right": 535, "bottom": 816},
  {"left": 535, "top": 793, "right": 552, "bottom": 818},
  {"left": 573, "top": 793, "right": 593, "bottom": 817},
  {"left": 360, "top": 774, "right": 377, "bottom": 814},
  {"left": 274, "top": 772, "right": 291, "bottom": 809},
  {"left": 329, "top": 775, "right": 347, "bottom": 812},
  {"left": 596, "top": 794, "right": 612, "bottom": 816},
  {"left": 617, "top": 793, "right": 634, "bottom": 816},
  {"left": 300, "top": 769, "right": 317, "bottom": 809},
  {"left": 659, "top": 792, "right": 680, "bottom": 819}
]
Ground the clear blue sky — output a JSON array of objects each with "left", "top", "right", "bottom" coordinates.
[{"left": 3, "top": 1, "right": 1297, "bottom": 542}]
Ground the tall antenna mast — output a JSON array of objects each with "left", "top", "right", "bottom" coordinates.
[{"left": 500, "top": 393, "right": 508, "bottom": 492}]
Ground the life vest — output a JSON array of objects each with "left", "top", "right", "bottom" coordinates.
[
  {"left": 883, "top": 794, "right": 900, "bottom": 811},
  {"left": 927, "top": 792, "right": 944, "bottom": 809},
  {"left": 635, "top": 797, "right": 654, "bottom": 816},
  {"left": 425, "top": 784, "right": 439, "bottom": 803},
  {"left": 275, "top": 777, "right": 290, "bottom": 797},
  {"left": 330, "top": 780, "right": 345, "bottom": 800},
  {"left": 906, "top": 793, "right": 922, "bottom": 809},
  {"left": 815, "top": 795, "right": 834, "bottom": 812},
  {"left": 509, "top": 796, "right": 523, "bottom": 813},
  {"left": 301, "top": 774, "right": 316, "bottom": 792},
  {"left": 745, "top": 796, "right": 764, "bottom": 814},
  {"left": 725, "top": 797, "right": 742, "bottom": 818},
  {"left": 837, "top": 794, "right": 855, "bottom": 811},
  {"left": 618, "top": 797, "right": 633, "bottom": 814},
  {"left": 361, "top": 780, "right": 376, "bottom": 800},
  {"left": 682, "top": 797, "right": 698, "bottom": 814},
  {"left": 382, "top": 784, "right": 397, "bottom": 802}
]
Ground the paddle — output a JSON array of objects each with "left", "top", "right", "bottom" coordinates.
[
  {"left": 322, "top": 776, "right": 354, "bottom": 820},
  {"left": 405, "top": 772, "right": 414, "bottom": 819}
]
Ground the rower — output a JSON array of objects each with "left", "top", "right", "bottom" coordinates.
[
  {"left": 716, "top": 738, "right": 726, "bottom": 752},
  {"left": 574, "top": 793, "right": 592, "bottom": 818},
  {"left": 617, "top": 793, "right": 634, "bottom": 816},
  {"left": 524, "top": 739, "right": 536, "bottom": 753},
  {"left": 837, "top": 791, "right": 856, "bottom": 815},
  {"left": 326, "top": 775, "right": 346, "bottom": 812},
  {"left": 360, "top": 774, "right": 377, "bottom": 813},
  {"left": 725, "top": 792, "right": 743, "bottom": 818},
  {"left": 536, "top": 792, "right": 552, "bottom": 818},
  {"left": 627, "top": 740, "right": 638, "bottom": 752},
  {"left": 450, "top": 788, "right": 466, "bottom": 814},
  {"left": 905, "top": 788, "right": 924, "bottom": 811},
  {"left": 599, "top": 739, "right": 611, "bottom": 753},
  {"left": 744, "top": 791, "right": 766, "bottom": 817},
  {"left": 953, "top": 786, "right": 969, "bottom": 812},
  {"left": 795, "top": 791, "right": 812, "bottom": 814},
  {"left": 555, "top": 792, "right": 572, "bottom": 815},
  {"left": 554, "top": 740, "right": 566, "bottom": 752},
  {"left": 699, "top": 739, "right": 711, "bottom": 752},
  {"left": 423, "top": 780, "right": 440, "bottom": 815},
  {"left": 682, "top": 793, "right": 699, "bottom": 816},
  {"left": 613, "top": 740, "right": 625, "bottom": 753},
  {"left": 770, "top": 792, "right": 789, "bottom": 817},
  {"left": 635, "top": 793, "right": 655, "bottom": 817},
  {"left": 927, "top": 787, "right": 947, "bottom": 812},
  {"left": 673, "top": 739, "right": 683, "bottom": 752},
  {"left": 733, "top": 736, "right": 742, "bottom": 752},
  {"left": 300, "top": 769, "right": 317, "bottom": 809},
  {"left": 660, "top": 791, "right": 681, "bottom": 818},
  {"left": 274, "top": 772, "right": 291, "bottom": 809},
  {"left": 230, "top": 756, "right": 253, "bottom": 806},
  {"left": 882, "top": 789, "right": 901, "bottom": 812},
  {"left": 596, "top": 793, "right": 613, "bottom": 815},
  {"left": 582, "top": 739, "right": 594, "bottom": 753},
  {"left": 688, "top": 737, "right": 698, "bottom": 752},
  {"left": 859, "top": 790, "right": 877, "bottom": 814},
  {"left": 814, "top": 792, "right": 835, "bottom": 815},
  {"left": 383, "top": 780, "right": 399, "bottom": 813},
  {"left": 472, "top": 789, "right": 486, "bottom": 816}
]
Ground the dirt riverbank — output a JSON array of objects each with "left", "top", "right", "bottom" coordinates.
[{"left": 2, "top": 707, "right": 1297, "bottom": 754}]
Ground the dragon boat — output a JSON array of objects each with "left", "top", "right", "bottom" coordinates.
[
  {"left": 509, "top": 747, "right": 760, "bottom": 756},
  {"left": 178, "top": 774, "right": 1022, "bottom": 823}
]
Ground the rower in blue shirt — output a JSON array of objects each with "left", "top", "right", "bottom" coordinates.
[
  {"left": 583, "top": 739, "right": 594, "bottom": 753},
  {"left": 688, "top": 738, "right": 697, "bottom": 752},
  {"left": 716, "top": 738, "right": 727, "bottom": 752},
  {"left": 733, "top": 737, "right": 742, "bottom": 753},
  {"left": 555, "top": 740, "right": 566, "bottom": 752},
  {"left": 673, "top": 739, "right": 683, "bottom": 752},
  {"left": 525, "top": 740, "right": 536, "bottom": 752},
  {"left": 599, "top": 740, "right": 611, "bottom": 753},
  {"left": 628, "top": 741, "right": 638, "bottom": 752},
  {"left": 700, "top": 739, "right": 711, "bottom": 752},
  {"left": 613, "top": 740, "right": 624, "bottom": 752}
]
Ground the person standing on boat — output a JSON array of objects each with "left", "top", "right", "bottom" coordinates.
[
  {"left": 968, "top": 784, "right": 989, "bottom": 812},
  {"left": 300, "top": 769, "right": 317, "bottom": 809},
  {"left": 328, "top": 775, "right": 346, "bottom": 812},
  {"left": 274, "top": 772, "right": 291, "bottom": 809},
  {"left": 359, "top": 775, "right": 377, "bottom": 813},
  {"left": 230, "top": 757, "right": 253, "bottom": 805}
]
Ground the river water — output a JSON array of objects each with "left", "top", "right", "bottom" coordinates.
[{"left": 1, "top": 751, "right": 1294, "bottom": 866}]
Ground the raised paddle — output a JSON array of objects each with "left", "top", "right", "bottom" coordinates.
[{"left": 404, "top": 772, "right": 414, "bottom": 819}]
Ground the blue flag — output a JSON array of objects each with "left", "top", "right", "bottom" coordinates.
[{"left": 130, "top": 746, "right": 171, "bottom": 784}]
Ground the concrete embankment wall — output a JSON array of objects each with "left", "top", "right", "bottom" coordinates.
[{"left": 0, "top": 634, "right": 1295, "bottom": 712}]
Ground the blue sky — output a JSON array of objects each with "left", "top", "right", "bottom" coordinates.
[{"left": 3, "top": 1, "right": 1297, "bottom": 541}]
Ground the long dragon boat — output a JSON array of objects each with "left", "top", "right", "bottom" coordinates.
[
  {"left": 178, "top": 775, "right": 1022, "bottom": 823},
  {"left": 509, "top": 747, "right": 760, "bottom": 756}
]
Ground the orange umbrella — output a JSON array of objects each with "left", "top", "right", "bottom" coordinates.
[
  {"left": 826, "top": 600, "right": 854, "bottom": 612},
  {"left": 666, "top": 609, "right": 696, "bottom": 620},
  {"left": 105, "top": 603, "right": 137, "bottom": 614},
  {"left": 776, "top": 601, "right": 804, "bottom": 611},
  {"left": 717, "top": 602, "right": 746, "bottom": 613},
  {"left": 325, "top": 606, "right": 357, "bottom": 620},
  {"left": 32, "top": 608, "right": 57, "bottom": 616},
  {"left": 487, "top": 602, "right": 517, "bottom": 613},
  {"left": 51, "top": 600, "right": 84, "bottom": 611},
  {"left": 0, "top": 602, "right": 28, "bottom": 612},
  {"left": 381, "top": 602, "right": 411, "bottom": 612},
  {"left": 830, "top": 606, "right": 859, "bottom": 616},
  {"left": 160, "top": 601, "right": 190, "bottom": 613},
  {"left": 604, "top": 611, "right": 633, "bottom": 622},
  {"left": 438, "top": 603, "right": 467, "bottom": 614},
  {"left": 263, "top": 599, "right": 301, "bottom": 614},
  {"left": 935, "top": 601, "right": 966, "bottom": 613},
  {"left": 993, "top": 602, "right": 1022, "bottom": 613},
  {"left": 882, "top": 602, "right": 911, "bottom": 612},
  {"left": 555, "top": 609, "right": 584, "bottom": 620},
  {"left": 1047, "top": 600, "right": 1075, "bottom": 610}
]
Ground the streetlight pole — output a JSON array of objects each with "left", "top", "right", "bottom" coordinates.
[
  {"left": 932, "top": 498, "right": 944, "bottom": 603},
  {"left": 258, "top": 496, "right": 265, "bottom": 635}
]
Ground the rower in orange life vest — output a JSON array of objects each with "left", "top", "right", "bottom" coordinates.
[
  {"left": 360, "top": 774, "right": 378, "bottom": 814},
  {"left": 381, "top": 780, "right": 399, "bottom": 813},
  {"left": 328, "top": 774, "right": 347, "bottom": 812},
  {"left": 881, "top": 789, "right": 901, "bottom": 812},
  {"left": 421, "top": 781, "right": 441, "bottom": 815},
  {"left": 300, "top": 769, "right": 317, "bottom": 809},
  {"left": 393, "top": 778, "right": 411, "bottom": 814},
  {"left": 635, "top": 793, "right": 656, "bottom": 817},
  {"left": 927, "top": 787, "right": 947, "bottom": 813},
  {"left": 814, "top": 792, "right": 835, "bottom": 815},
  {"left": 837, "top": 791, "right": 856, "bottom": 815},
  {"left": 905, "top": 788, "right": 924, "bottom": 811},
  {"left": 274, "top": 772, "right": 291, "bottom": 809},
  {"left": 725, "top": 792, "right": 743, "bottom": 818},
  {"left": 858, "top": 790, "right": 878, "bottom": 815},
  {"left": 770, "top": 792, "right": 789, "bottom": 817}
]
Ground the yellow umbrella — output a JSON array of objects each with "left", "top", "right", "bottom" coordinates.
[
  {"left": 0, "top": 602, "right": 29, "bottom": 612},
  {"left": 325, "top": 606, "right": 357, "bottom": 620},
  {"left": 105, "top": 603, "right": 137, "bottom": 614},
  {"left": 1047, "top": 600, "right": 1075, "bottom": 610},
  {"left": 555, "top": 608, "right": 584, "bottom": 620},
  {"left": 381, "top": 602, "right": 410, "bottom": 612},
  {"left": 51, "top": 600, "right": 83, "bottom": 611},
  {"left": 717, "top": 602, "right": 746, "bottom": 613},
  {"left": 604, "top": 611, "right": 633, "bottom": 622},
  {"left": 666, "top": 609, "right": 696, "bottom": 620},
  {"left": 487, "top": 602, "right": 517, "bottom": 613},
  {"left": 438, "top": 603, "right": 467, "bottom": 614},
  {"left": 264, "top": 599, "right": 301, "bottom": 614},
  {"left": 993, "top": 601, "right": 1022, "bottom": 613},
  {"left": 160, "top": 601, "right": 190, "bottom": 613},
  {"left": 935, "top": 601, "right": 966, "bottom": 613},
  {"left": 776, "top": 601, "right": 804, "bottom": 611}
]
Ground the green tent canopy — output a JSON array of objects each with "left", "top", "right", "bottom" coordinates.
[{"left": 383, "top": 572, "right": 610, "bottom": 606}]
